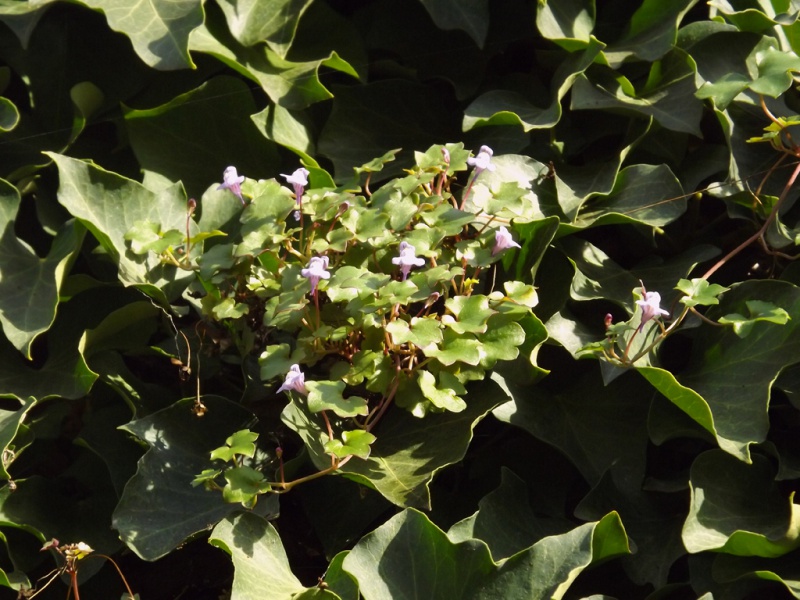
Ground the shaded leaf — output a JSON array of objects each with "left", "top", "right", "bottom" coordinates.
[
  {"left": 418, "top": 0, "right": 489, "bottom": 47},
  {"left": 210, "top": 512, "right": 339, "bottom": 600},
  {"left": 81, "top": 0, "right": 203, "bottom": 69},
  {"left": 112, "top": 396, "right": 264, "bottom": 560},
  {"left": 683, "top": 451, "right": 800, "bottom": 557}
]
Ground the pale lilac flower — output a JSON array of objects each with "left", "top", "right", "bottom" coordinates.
[
  {"left": 467, "top": 145, "right": 496, "bottom": 175},
  {"left": 635, "top": 286, "right": 669, "bottom": 332},
  {"left": 217, "top": 166, "right": 245, "bottom": 205},
  {"left": 281, "top": 167, "right": 310, "bottom": 204},
  {"left": 277, "top": 364, "right": 307, "bottom": 395},
  {"left": 301, "top": 256, "right": 330, "bottom": 294},
  {"left": 441, "top": 147, "right": 450, "bottom": 165},
  {"left": 392, "top": 241, "right": 426, "bottom": 280},
  {"left": 492, "top": 225, "right": 521, "bottom": 256}
]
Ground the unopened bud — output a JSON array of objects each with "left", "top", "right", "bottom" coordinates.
[
  {"left": 604, "top": 313, "right": 613, "bottom": 330},
  {"left": 441, "top": 147, "right": 450, "bottom": 164}
]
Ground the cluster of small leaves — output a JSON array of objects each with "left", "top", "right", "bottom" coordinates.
[{"left": 6, "top": 1, "right": 800, "bottom": 599}]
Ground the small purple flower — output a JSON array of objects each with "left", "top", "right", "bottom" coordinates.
[
  {"left": 301, "top": 256, "right": 330, "bottom": 294},
  {"left": 217, "top": 166, "right": 245, "bottom": 205},
  {"left": 635, "top": 286, "right": 669, "bottom": 332},
  {"left": 467, "top": 145, "right": 496, "bottom": 176},
  {"left": 277, "top": 364, "right": 307, "bottom": 395},
  {"left": 392, "top": 241, "right": 426, "bottom": 280},
  {"left": 281, "top": 167, "right": 310, "bottom": 204},
  {"left": 441, "top": 147, "right": 450, "bottom": 165},
  {"left": 492, "top": 226, "right": 521, "bottom": 255}
]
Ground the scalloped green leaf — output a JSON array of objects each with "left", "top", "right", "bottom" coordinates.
[{"left": 306, "top": 380, "right": 368, "bottom": 418}]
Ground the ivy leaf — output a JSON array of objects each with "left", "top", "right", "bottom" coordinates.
[
  {"left": 46, "top": 152, "right": 195, "bottom": 304},
  {"left": 683, "top": 451, "right": 800, "bottom": 557},
  {"left": 210, "top": 512, "right": 338, "bottom": 599},
  {"left": 210, "top": 430, "right": 259, "bottom": 462},
  {"left": 0, "top": 180, "right": 84, "bottom": 358},
  {"left": 418, "top": 0, "right": 488, "bottom": 47},
  {"left": 81, "top": 0, "right": 203, "bottom": 69},
  {"left": 719, "top": 300, "right": 790, "bottom": 338},
  {"left": 216, "top": 0, "right": 314, "bottom": 56},
  {"left": 112, "top": 396, "right": 264, "bottom": 560},
  {"left": 324, "top": 430, "right": 377, "bottom": 459},
  {"left": 677, "top": 278, "right": 730, "bottom": 308},
  {"left": 385, "top": 317, "right": 443, "bottom": 349},
  {"left": 223, "top": 466, "right": 270, "bottom": 508},
  {"left": 444, "top": 295, "right": 496, "bottom": 334},
  {"left": 306, "top": 380, "right": 368, "bottom": 418},
  {"left": 417, "top": 370, "right": 467, "bottom": 413}
]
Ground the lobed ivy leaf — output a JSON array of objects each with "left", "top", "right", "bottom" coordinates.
[
  {"left": 342, "top": 507, "right": 629, "bottom": 600},
  {"left": 324, "top": 430, "right": 376, "bottom": 459},
  {"left": 677, "top": 278, "right": 730, "bottom": 308},
  {"left": 81, "top": 0, "right": 203, "bottom": 69},
  {"left": 417, "top": 370, "right": 467, "bottom": 413},
  {"left": 718, "top": 299, "right": 790, "bottom": 338},
  {"left": 210, "top": 512, "right": 339, "bottom": 599},
  {"left": 210, "top": 430, "right": 259, "bottom": 462},
  {"left": 112, "top": 396, "right": 264, "bottom": 560},
  {"left": 683, "top": 451, "right": 800, "bottom": 557},
  {"left": 223, "top": 466, "right": 270, "bottom": 508},
  {"left": 306, "top": 380, "right": 368, "bottom": 418},
  {"left": 0, "top": 180, "right": 84, "bottom": 358}
]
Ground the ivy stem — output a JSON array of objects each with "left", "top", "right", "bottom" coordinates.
[
  {"left": 701, "top": 158, "right": 800, "bottom": 279},
  {"left": 365, "top": 357, "right": 402, "bottom": 432},
  {"left": 268, "top": 456, "right": 353, "bottom": 492}
]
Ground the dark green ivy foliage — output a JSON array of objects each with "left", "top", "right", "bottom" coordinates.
[{"left": 2, "top": 1, "right": 800, "bottom": 598}]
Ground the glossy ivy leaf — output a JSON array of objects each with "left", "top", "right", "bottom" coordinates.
[
  {"left": 718, "top": 300, "right": 790, "bottom": 338},
  {"left": 318, "top": 80, "right": 460, "bottom": 180},
  {"left": 574, "top": 164, "right": 686, "bottom": 228},
  {"left": 284, "top": 378, "right": 508, "bottom": 508},
  {"left": 0, "top": 180, "right": 84, "bottom": 358},
  {"left": 683, "top": 451, "right": 800, "bottom": 557},
  {"left": 210, "top": 512, "right": 339, "bottom": 600},
  {"left": 676, "top": 278, "right": 730, "bottom": 308},
  {"left": 251, "top": 104, "right": 316, "bottom": 163},
  {"left": 342, "top": 507, "right": 629, "bottom": 600},
  {"left": 418, "top": 0, "right": 489, "bottom": 47},
  {"left": 210, "top": 430, "right": 259, "bottom": 462},
  {"left": 463, "top": 39, "right": 604, "bottom": 131},
  {"left": 80, "top": 0, "right": 202, "bottom": 69},
  {"left": 641, "top": 281, "right": 800, "bottom": 462},
  {"left": 189, "top": 13, "right": 358, "bottom": 111},
  {"left": 493, "top": 368, "right": 651, "bottom": 487},
  {"left": 306, "top": 380, "right": 368, "bottom": 418},
  {"left": 324, "top": 430, "right": 376, "bottom": 459},
  {"left": 112, "top": 396, "right": 264, "bottom": 560},
  {"left": 123, "top": 222, "right": 184, "bottom": 255},
  {"left": 124, "top": 76, "right": 280, "bottom": 201},
  {"left": 710, "top": 1, "right": 800, "bottom": 33},
  {"left": 322, "top": 551, "right": 359, "bottom": 600},
  {"left": 47, "top": 152, "right": 196, "bottom": 304},
  {"left": 571, "top": 49, "right": 703, "bottom": 136},
  {"left": 216, "top": 0, "right": 314, "bottom": 56},
  {"left": 602, "top": 0, "right": 698, "bottom": 66},
  {"left": 448, "top": 467, "right": 573, "bottom": 561},
  {"left": 535, "top": 0, "right": 595, "bottom": 51}
]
